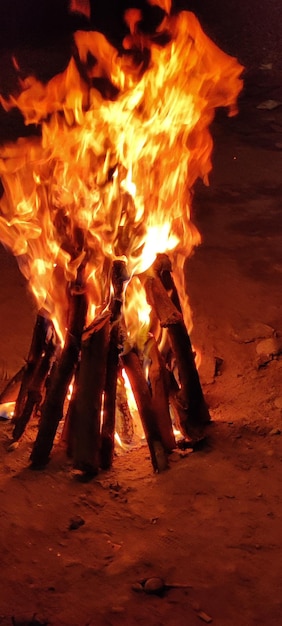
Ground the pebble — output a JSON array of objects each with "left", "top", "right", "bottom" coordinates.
[
  {"left": 110, "top": 606, "right": 125, "bottom": 614},
  {"left": 144, "top": 577, "right": 165, "bottom": 594},
  {"left": 131, "top": 582, "right": 144, "bottom": 593},
  {"left": 269, "top": 428, "right": 281, "bottom": 436},
  {"left": 196, "top": 610, "right": 213, "bottom": 623},
  {"left": 68, "top": 515, "right": 85, "bottom": 530},
  {"left": 256, "top": 337, "right": 282, "bottom": 357},
  {"left": 274, "top": 397, "right": 282, "bottom": 409}
]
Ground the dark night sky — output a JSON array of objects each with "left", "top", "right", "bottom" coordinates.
[{"left": 0, "top": 1, "right": 197, "bottom": 49}]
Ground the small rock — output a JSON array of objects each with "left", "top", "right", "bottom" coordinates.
[
  {"left": 131, "top": 582, "right": 144, "bottom": 593},
  {"left": 257, "top": 99, "right": 282, "bottom": 110},
  {"left": 196, "top": 610, "right": 213, "bottom": 623},
  {"left": 274, "top": 397, "right": 282, "bottom": 409},
  {"left": 144, "top": 577, "right": 165, "bottom": 595},
  {"left": 259, "top": 62, "right": 273, "bottom": 70},
  {"left": 256, "top": 337, "right": 282, "bottom": 357},
  {"left": 269, "top": 428, "right": 281, "bottom": 436},
  {"left": 231, "top": 322, "right": 274, "bottom": 344},
  {"left": 110, "top": 606, "right": 125, "bottom": 614},
  {"left": 68, "top": 515, "right": 85, "bottom": 530}
]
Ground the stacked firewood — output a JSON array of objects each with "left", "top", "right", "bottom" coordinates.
[{"left": 8, "top": 253, "right": 210, "bottom": 476}]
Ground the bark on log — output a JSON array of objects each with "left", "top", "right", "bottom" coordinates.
[
  {"left": 100, "top": 322, "right": 120, "bottom": 469},
  {"left": 153, "top": 253, "right": 182, "bottom": 313},
  {"left": 100, "top": 260, "right": 128, "bottom": 469},
  {"left": 72, "top": 312, "right": 110, "bottom": 476},
  {"left": 146, "top": 336, "right": 176, "bottom": 452},
  {"left": 115, "top": 371, "right": 134, "bottom": 444},
  {"left": 12, "top": 310, "right": 51, "bottom": 422},
  {"left": 30, "top": 287, "right": 88, "bottom": 468},
  {"left": 60, "top": 361, "right": 80, "bottom": 458},
  {"left": 121, "top": 349, "right": 168, "bottom": 472},
  {"left": 143, "top": 268, "right": 210, "bottom": 439},
  {"left": 12, "top": 333, "right": 56, "bottom": 442}
]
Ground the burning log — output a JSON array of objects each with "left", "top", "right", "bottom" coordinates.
[
  {"left": 12, "top": 310, "right": 52, "bottom": 422},
  {"left": 100, "top": 260, "right": 128, "bottom": 469},
  {"left": 146, "top": 336, "right": 176, "bottom": 452},
  {"left": 115, "top": 372, "right": 134, "bottom": 444},
  {"left": 143, "top": 258, "right": 210, "bottom": 440},
  {"left": 121, "top": 348, "right": 168, "bottom": 472},
  {"left": 71, "top": 312, "right": 110, "bottom": 476},
  {"left": 12, "top": 326, "right": 57, "bottom": 442},
  {"left": 0, "top": 4, "right": 243, "bottom": 476},
  {"left": 30, "top": 284, "right": 88, "bottom": 468}
]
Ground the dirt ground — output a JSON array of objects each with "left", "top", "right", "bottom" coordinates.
[{"left": 0, "top": 3, "right": 282, "bottom": 626}]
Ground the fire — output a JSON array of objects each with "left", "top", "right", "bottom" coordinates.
[
  {"left": 0, "top": 4, "right": 243, "bottom": 466},
  {"left": 0, "top": 7, "right": 243, "bottom": 345}
]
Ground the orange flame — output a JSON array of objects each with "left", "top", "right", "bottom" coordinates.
[{"left": 0, "top": 9, "right": 243, "bottom": 342}]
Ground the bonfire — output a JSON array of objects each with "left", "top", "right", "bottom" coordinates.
[{"left": 0, "top": 0, "right": 243, "bottom": 476}]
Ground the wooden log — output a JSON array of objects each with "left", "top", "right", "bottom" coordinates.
[
  {"left": 143, "top": 270, "right": 210, "bottom": 439},
  {"left": 59, "top": 361, "right": 80, "bottom": 458},
  {"left": 100, "top": 260, "right": 128, "bottom": 469},
  {"left": 121, "top": 349, "right": 168, "bottom": 472},
  {"left": 12, "top": 330, "right": 57, "bottom": 442},
  {"left": 72, "top": 312, "right": 110, "bottom": 476},
  {"left": 145, "top": 274, "right": 183, "bottom": 327},
  {"left": 115, "top": 371, "right": 134, "bottom": 444},
  {"left": 153, "top": 253, "right": 182, "bottom": 313},
  {"left": 12, "top": 309, "right": 51, "bottom": 422},
  {"left": 146, "top": 336, "right": 176, "bottom": 452},
  {"left": 100, "top": 322, "right": 120, "bottom": 469},
  {"left": 30, "top": 286, "right": 88, "bottom": 468}
]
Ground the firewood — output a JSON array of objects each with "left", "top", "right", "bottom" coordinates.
[
  {"left": 115, "top": 371, "right": 134, "bottom": 444},
  {"left": 12, "top": 330, "right": 57, "bottom": 442},
  {"left": 30, "top": 286, "right": 88, "bottom": 468},
  {"left": 72, "top": 312, "right": 110, "bottom": 476},
  {"left": 100, "top": 322, "right": 120, "bottom": 469},
  {"left": 143, "top": 265, "right": 210, "bottom": 439},
  {"left": 153, "top": 253, "right": 182, "bottom": 312},
  {"left": 146, "top": 336, "right": 176, "bottom": 452},
  {"left": 121, "top": 348, "right": 168, "bottom": 472},
  {"left": 12, "top": 309, "right": 51, "bottom": 422},
  {"left": 100, "top": 260, "right": 128, "bottom": 469},
  {"left": 145, "top": 273, "right": 183, "bottom": 327},
  {"left": 60, "top": 361, "right": 80, "bottom": 457}
]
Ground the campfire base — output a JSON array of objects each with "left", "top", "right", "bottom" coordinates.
[{"left": 6, "top": 255, "right": 210, "bottom": 476}]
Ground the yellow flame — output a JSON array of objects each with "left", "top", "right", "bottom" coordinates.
[{"left": 0, "top": 10, "right": 243, "bottom": 342}]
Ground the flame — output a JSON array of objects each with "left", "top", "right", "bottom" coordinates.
[
  {"left": 0, "top": 9, "right": 243, "bottom": 345},
  {"left": 0, "top": 401, "right": 14, "bottom": 420}
]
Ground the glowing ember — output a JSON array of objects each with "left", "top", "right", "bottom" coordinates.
[{"left": 0, "top": 2, "right": 243, "bottom": 469}]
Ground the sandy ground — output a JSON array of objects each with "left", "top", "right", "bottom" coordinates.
[{"left": 0, "top": 3, "right": 282, "bottom": 625}]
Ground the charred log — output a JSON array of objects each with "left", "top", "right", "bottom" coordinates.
[
  {"left": 30, "top": 285, "right": 88, "bottom": 468},
  {"left": 100, "top": 260, "right": 128, "bottom": 469},
  {"left": 121, "top": 348, "right": 168, "bottom": 472},
  {"left": 12, "top": 310, "right": 52, "bottom": 422},
  {"left": 12, "top": 327, "right": 57, "bottom": 442},
  {"left": 146, "top": 336, "right": 176, "bottom": 452},
  {"left": 72, "top": 312, "right": 110, "bottom": 476},
  {"left": 143, "top": 266, "right": 210, "bottom": 439}
]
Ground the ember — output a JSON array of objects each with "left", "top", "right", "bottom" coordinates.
[{"left": 0, "top": 1, "right": 243, "bottom": 475}]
